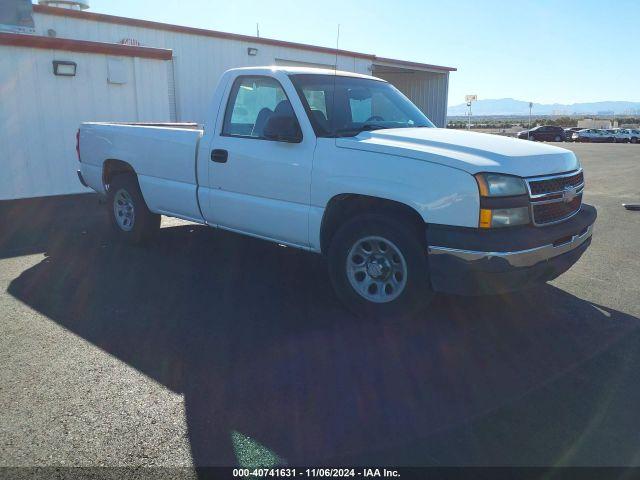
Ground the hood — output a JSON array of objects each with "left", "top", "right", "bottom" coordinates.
[{"left": 336, "top": 128, "right": 579, "bottom": 177}]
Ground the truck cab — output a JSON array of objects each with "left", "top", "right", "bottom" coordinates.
[{"left": 78, "top": 67, "right": 596, "bottom": 318}]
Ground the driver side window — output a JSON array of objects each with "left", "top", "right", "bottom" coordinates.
[{"left": 222, "top": 76, "right": 297, "bottom": 139}]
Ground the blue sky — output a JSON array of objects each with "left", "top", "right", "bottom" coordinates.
[{"left": 88, "top": 0, "right": 640, "bottom": 106}]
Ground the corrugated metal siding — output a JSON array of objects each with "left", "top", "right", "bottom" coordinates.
[
  {"left": 0, "top": 45, "right": 170, "bottom": 199},
  {"left": 275, "top": 58, "right": 335, "bottom": 69},
  {"left": 376, "top": 70, "right": 449, "bottom": 127},
  {"left": 167, "top": 57, "right": 177, "bottom": 121}
]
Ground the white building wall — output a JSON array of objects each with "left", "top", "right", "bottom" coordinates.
[
  {"left": 32, "top": 11, "right": 373, "bottom": 123},
  {"left": 577, "top": 119, "right": 615, "bottom": 129},
  {"left": 0, "top": 44, "right": 170, "bottom": 199}
]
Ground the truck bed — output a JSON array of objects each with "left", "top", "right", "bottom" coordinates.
[{"left": 79, "top": 122, "right": 205, "bottom": 223}]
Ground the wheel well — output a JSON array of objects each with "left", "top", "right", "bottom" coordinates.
[
  {"left": 320, "top": 194, "right": 426, "bottom": 254},
  {"left": 103, "top": 159, "right": 136, "bottom": 190}
]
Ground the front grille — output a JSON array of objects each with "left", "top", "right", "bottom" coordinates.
[
  {"left": 528, "top": 171, "right": 584, "bottom": 196},
  {"left": 532, "top": 194, "right": 582, "bottom": 225},
  {"left": 526, "top": 169, "right": 584, "bottom": 225}
]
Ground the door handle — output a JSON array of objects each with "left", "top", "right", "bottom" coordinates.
[{"left": 211, "top": 149, "right": 228, "bottom": 163}]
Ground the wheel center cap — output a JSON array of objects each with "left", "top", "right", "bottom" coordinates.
[{"left": 366, "top": 257, "right": 390, "bottom": 279}]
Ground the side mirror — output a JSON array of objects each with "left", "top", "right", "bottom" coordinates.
[{"left": 263, "top": 115, "right": 302, "bottom": 143}]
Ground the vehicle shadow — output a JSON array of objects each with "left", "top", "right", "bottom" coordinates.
[
  {"left": 0, "top": 194, "right": 104, "bottom": 260},
  {"left": 6, "top": 213, "right": 640, "bottom": 466}
]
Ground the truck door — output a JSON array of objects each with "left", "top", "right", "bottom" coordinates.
[{"left": 201, "top": 75, "right": 315, "bottom": 247}]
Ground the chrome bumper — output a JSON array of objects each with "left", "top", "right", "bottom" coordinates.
[{"left": 428, "top": 224, "right": 593, "bottom": 269}]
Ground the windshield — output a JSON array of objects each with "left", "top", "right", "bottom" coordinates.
[{"left": 289, "top": 74, "right": 434, "bottom": 137}]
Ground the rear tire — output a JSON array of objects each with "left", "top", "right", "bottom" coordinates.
[
  {"left": 631, "top": 137, "right": 638, "bottom": 144},
  {"left": 108, "top": 173, "right": 160, "bottom": 244},
  {"left": 327, "top": 214, "right": 433, "bottom": 320}
]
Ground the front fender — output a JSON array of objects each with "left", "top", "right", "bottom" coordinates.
[
  {"left": 317, "top": 174, "right": 477, "bottom": 226},
  {"left": 309, "top": 141, "right": 480, "bottom": 250},
  {"left": 312, "top": 144, "right": 480, "bottom": 226}
]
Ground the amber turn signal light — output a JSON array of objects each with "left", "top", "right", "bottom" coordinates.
[{"left": 479, "top": 209, "right": 492, "bottom": 228}]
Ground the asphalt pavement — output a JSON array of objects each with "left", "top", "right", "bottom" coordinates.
[{"left": 1, "top": 143, "right": 639, "bottom": 468}]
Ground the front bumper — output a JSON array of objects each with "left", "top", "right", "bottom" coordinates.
[{"left": 427, "top": 204, "right": 597, "bottom": 295}]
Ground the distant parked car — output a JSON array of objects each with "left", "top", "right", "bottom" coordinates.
[
  {"left": 563, "top": 127, "right": 583, "bottom": 142},
  {"left": 610, "top": 129, "right": 627, "bottom": 143},
  {"left": 572, "top": 129, "right": 615, "bottom": 143},
  {"left": 604, "top": 129, "right": 622, "bottom": 142},
  {"left": 612, "top": 128, "right": 640, "bottom": 143},
  {"left": 517, "top": 125, "right": 566, "bottom": 142}
]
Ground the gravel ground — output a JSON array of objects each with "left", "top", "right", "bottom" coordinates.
[{"left": 0, "top": 143, "right": 639, "bottom": 468}]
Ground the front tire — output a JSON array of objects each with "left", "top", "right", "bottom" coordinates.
[
  {"left": 327, "top": 214, "right": 433, "bottom": 319},
  {"left": 108, "top": 173, "right": 160, "bottom": 244}
]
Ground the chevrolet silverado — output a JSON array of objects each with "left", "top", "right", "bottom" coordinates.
[{"left": 77, "top": 67, "right": 596, "bottom": 317}]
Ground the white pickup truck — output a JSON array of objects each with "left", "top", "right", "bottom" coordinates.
[{"left": 77, "top": 66, "right": 596, "bottom": 317}]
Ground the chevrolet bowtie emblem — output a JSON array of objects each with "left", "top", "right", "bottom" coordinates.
[{"left": 562, "top": 185, "right": 578, "bottom": 203}]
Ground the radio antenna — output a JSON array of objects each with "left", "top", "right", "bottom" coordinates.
[
  {"left": 331, "top": 24, "right": 340, "bottom": 138},
  {"left": 334, "top": 24, "right": 340, "bottom": 73}
]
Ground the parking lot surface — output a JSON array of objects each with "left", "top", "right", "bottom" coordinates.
[{"left": 1, "top": 143, "right": 639, "bottom": 467}]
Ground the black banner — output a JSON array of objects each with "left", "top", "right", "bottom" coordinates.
[{"left": 2, "top": 468, "right": 640, "bottom": 480}]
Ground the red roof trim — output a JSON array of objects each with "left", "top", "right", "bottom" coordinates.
[
  {"left": 32, "top": 4, "right": 456, "bottom": 72},
  {"left": 0, "top": 31, "right": 173, "bottom": 60}
]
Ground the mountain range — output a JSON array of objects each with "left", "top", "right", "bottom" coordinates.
[{"left": 447, "top": 99, "right": 640, "bottom": 116}]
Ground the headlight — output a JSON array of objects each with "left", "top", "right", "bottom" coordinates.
[
  {"left": 475, "top": 173, "right": 530, "bottom": 228},
  {"left": 475, "top": 173, "right": 527, "bottom": 197},
  {"left": 479, "top": 207, "right": 530, "bottom": 228}
]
